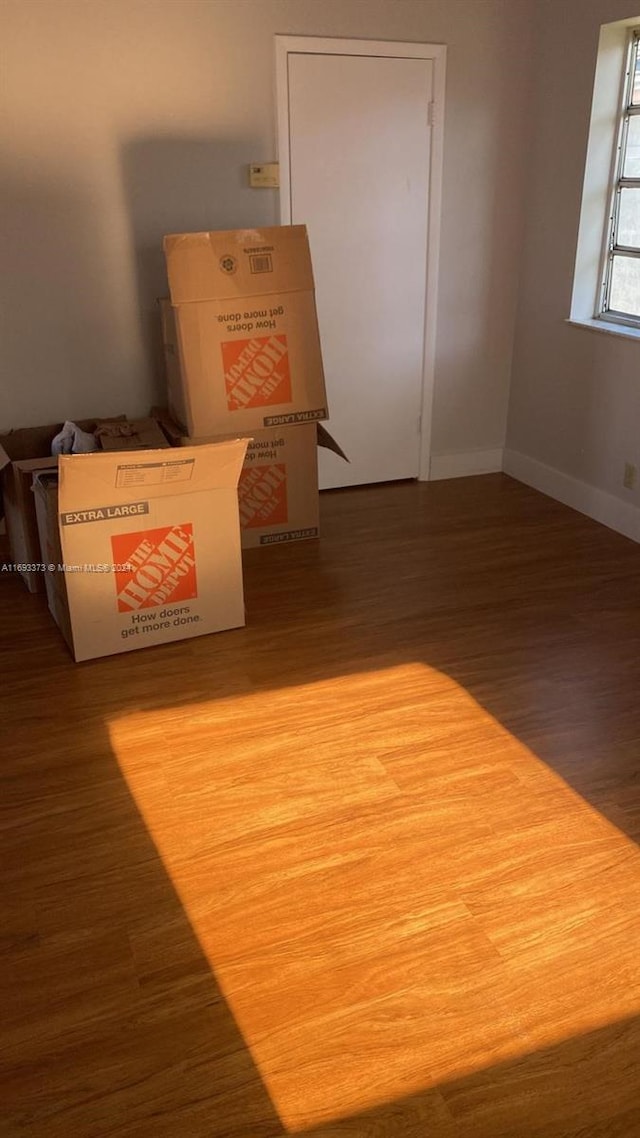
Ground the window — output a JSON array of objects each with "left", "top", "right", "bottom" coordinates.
[
  {"left": 571, "top": 17, "right": 640, "bottom": 339},
  {"left": 600, "top": 29, "right": 640, "bottom": 327}
]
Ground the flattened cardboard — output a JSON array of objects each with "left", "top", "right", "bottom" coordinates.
[
  {"left": 33, "top": 441, "right": 248, "bottom": 662},
  {"left": 163, "top": 226, "right": 327, "bottom": 436},
  {"left": 96, "top": 418, "right": 170, "bottom": 452}
]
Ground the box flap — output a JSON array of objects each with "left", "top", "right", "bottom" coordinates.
[
  {"left": 0, "top": 417, "right": 128, "bottom": 465},
  {"left": 316, "top": 423, "right": 349, "bottom": 462},
  {"left": 96, "top": 418, "right": 170, "bottom": 452},
  {"left": 58, "top": 441, "right": 249, "bottom": 517},
  {"left": 1, "top": 424, "right": 65, "bottom": 464},
  {"left": 164, "top": 226, "right": 314, "bottom": 305},
  {"left": 32, "top": 470, "right": 59, "bottom": 490},
  {"left": 150, "top": 405, "right": 185, "bottom": 446},
  {"left": 14, "top": 456, "right": 61, "bottom": 473},
  {"left": 150, "top": 407, "right": 348, "bottom": 463}
]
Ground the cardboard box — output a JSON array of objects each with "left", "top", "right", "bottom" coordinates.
[
  {"left": 154, "top": 408, "right": 348, "bottom": 549},
  {"left": 0, "top": 417, "right": 125, "bottom": 594},
  {"left": 6, "top": 456, "right": 59, "bottom": 592},
  {"left": 31, "top": 441, "right": 248, "bottom": 662},
  {"left": 163, "top": 226, "right": 328, "bottom": 436},
  {"left": 207, "top": 425, "right": 320, "bottom": 549},
  {"left": 96, "top": 418, "right": 170, "bottom": 452},
  {"left": 0, "top": 416, "right": 166, "bottom": 593},
  {"left": 32, "top": 473, "right": 74, "bottom": 649}
]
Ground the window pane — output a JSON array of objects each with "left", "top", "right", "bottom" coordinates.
[
  {"left": 609, "top": 255, "right": 640, "bottom": 317},
  {"left": 624, "top": 116, "right": 640, "bottom": 177},
  {"left": 633, "top": 43, "right": 640, "bottom": 105},
  {"left": 617, "top": 188, "right": 640, "bottom": 247}
]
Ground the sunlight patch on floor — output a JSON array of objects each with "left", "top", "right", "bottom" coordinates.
[{"left": 107, "top": 662, "right": 640, "bottom": 1131}]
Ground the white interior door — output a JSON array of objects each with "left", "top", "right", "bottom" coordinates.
[{"left": 279, "top": 44, "right": 436, "bottom": 489}]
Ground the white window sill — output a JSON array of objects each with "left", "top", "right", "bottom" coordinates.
[{"left": 566, "top": 316, "right": 640, "bottom": 343}]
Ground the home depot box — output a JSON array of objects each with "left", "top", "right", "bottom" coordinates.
[
  {"left": 0, "top": 417, "right": 127, "bottom": 594},
  {"left": 31, "top": 441, "right": 248, "bottom": 662},
  {"left": 238, "top": 427, "right": 319, "bottom": 546},
  {"left": 172, "top": 423, "right": 319, "bottom": 548},
  {"left": 163, "top": 226, "right": 327, "bottom": 436},
  {"left": 155, "top": 409, "right": 348, "bottom": 549}
]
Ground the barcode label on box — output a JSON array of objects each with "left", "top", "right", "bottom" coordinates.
[
  {"left": 116, "top": 459, "right": 195, "bottom": 489},
  {"left": 250, "top": 254, "right": 273, "bottom": 274}
]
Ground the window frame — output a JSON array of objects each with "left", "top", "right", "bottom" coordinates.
[{"left": 598, "top": 28, "right": 640, "bottom": 329}]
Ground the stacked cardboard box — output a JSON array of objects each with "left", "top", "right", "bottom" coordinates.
[
  {"left": 1, "top": 227, "right": 334, "bottom": 660},
  {"left": 161, "top": 225, "right": 345, "bottom": 548}
]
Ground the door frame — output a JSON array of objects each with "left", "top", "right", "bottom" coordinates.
[{"left": 275, "top": 35, "right": 446, "bottom": 482}]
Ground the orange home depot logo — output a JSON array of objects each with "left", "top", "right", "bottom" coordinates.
[
  {"left": 239, "top": 463, "right": 288, "bottom": 528},
  {"left": 222, "top": 335, "right": 292, "bottom": 412},
  {"left": 111, "top": 524, "right": 197, "bottom": 612}
]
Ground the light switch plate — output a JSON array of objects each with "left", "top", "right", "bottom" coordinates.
[{"left": 249, "top": 163, "right": 280, "bottom": 189}]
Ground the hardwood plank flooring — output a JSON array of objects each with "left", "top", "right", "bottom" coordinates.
[{"left": 1, "top": 474, "right": 639, "bottom": 1137}]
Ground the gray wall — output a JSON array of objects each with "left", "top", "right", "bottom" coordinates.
[
  {"left": 2, "top": 0, "right": 534, "bottom": 465},
  {"left": 506, "top": 0, "right": 640, "bottom": 513}
]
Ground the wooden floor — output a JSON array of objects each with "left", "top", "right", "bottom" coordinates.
[{"left": 1, "top": 473, "right": 640, "bottom": 1138}]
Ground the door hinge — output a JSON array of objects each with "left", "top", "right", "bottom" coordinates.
[{"left": 427, "top": 102, "right": 435, "bottom": 127}]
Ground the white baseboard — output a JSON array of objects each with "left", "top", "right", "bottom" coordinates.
[
  {"left": 429, "top": 448, "right": 504, "bottom": 481},
  {"left": 503, "top": 448, "right": 640, "bottom": 544}
]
